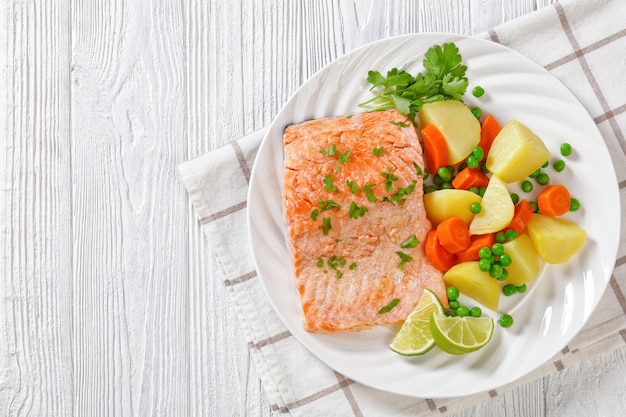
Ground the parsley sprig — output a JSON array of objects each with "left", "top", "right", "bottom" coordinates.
[{"left": 359, "top": 43, "right": 468, "bottom": 121}]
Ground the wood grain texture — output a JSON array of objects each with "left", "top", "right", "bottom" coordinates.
[{"left": 2, "top": 0, "right": 626, "bottom": 416}]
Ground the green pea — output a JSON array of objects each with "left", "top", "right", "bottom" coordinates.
[
  {"left": 542, "top": 160, "right": 549, "bottom": 168},
  {"left": 536, "top": 173, "right": 550, "bottom": 185},
  {"left": 553, "top": 160, "right": 566, "bottom": 172},
  {"left": 472, "top": 107, "right": 482, "bottom": 119},
  {"left": 472, "top": 86, "right": 485, "bottom": 97},
  {"left": 424, "top": 185, "right": 437, "bottom": 194},
  {"left": 469, "top": 307, "right": 482, "bottom": 317},
  {"left": 449, "top": 300, "right": 460, "bottom": 310},
  {"left": 570, "top": 198, "right": 581, "bottom": 212},
  {"left": 505, "top": 229, "right": 518, "bottom": 241},
  {"left": 521, "top": 180, "right": 533, "bottom": 193},
  {"left": 497, "top": 268, "right": 508, "bottom": 281},
  {"left": 472, "top": 146, "right": 485, "bottom": 161},
  {"left": 469, "top": 186, "right": 479, "bottom": 195},
  {"left": 478, "top": 186, "right": 487, "bottom": 197},
  {"left": 491, "top": 243, "right": 504, "bottom": 256},
  {"left": 438, "top": 167, "right": 452, "bottom": 182},
  {"left": 560, "top": 143, "right": 572, "bottom": 156},
  {"left": 499, "top": 253, "right": 512, "bottom": 266},
  {"left": 447, "top": 309, "right": 458, "bottom": 317},
  {"left": 423, "top": 169, "right": 430, "bottom": 180},
  {"left": 466, "top": 155, "right": 479, "bottom": 169},
  {"left": 470, "top": 202, "right": 482, "bottom": 214},
  {"left": 502, "top": 284, "right": 517, "bottom": 296},
  {"left": 489, "top": 264, "right": 503, "bottom": 279},
  {"left": 478, "top": 247, "right": 492, "bottom": 259},
  {"left": 495, "top": 232, "right": 507, "bottom": 243},
  {"left": 529, "top": 169, "right": 541, "bottom": 179},
  {"left": 510, "top": 193, "right": 520, "bottom": 205},
  {"left": 499, "top": 314, "right": 514, "bottom": 328},
  {"left": 480, "top": 163, "right": 489, "bottom": 174},
  {"left": 446, "top": 286, "right": 460, "bottom": 301},
  {"left": 517, "top": 284, "right": 527, "bottom": 293},
  {"left": 529, "top": 201, "right": 539, "bottom": 212},
  {"left": 440, "top": 181, "right": 453, "bottom": 189},
  {"left": 479, "top": 258, "right": 491, "bottom": 272},
  {"left": 457, "top": 306, "right": 470, "bottom": 317}
]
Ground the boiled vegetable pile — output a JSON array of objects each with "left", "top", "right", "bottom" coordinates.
[{"left": 361, "top": 42, "right": 586, "bottom": 356}]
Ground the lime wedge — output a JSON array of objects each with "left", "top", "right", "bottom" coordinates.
[
  {"left": 389, "top": 289, "right": 445, "bottom": 356},
  {"left": 429, "top": 312, "right": 494, "bottom": 355}
]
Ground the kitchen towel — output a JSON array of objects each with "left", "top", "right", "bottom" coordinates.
[{"left": 178, "top": 0, "right": 626, "bottom": 415}]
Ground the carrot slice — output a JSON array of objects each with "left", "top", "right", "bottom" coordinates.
[
  {"left": 456, "top": 233, "right": 496, "bottom": 263},
  {"left": 451, "top": 167, "right": 490, "bottom": 190},
  {"left": 537, "top": 184, "right": 571, "bottom": 216},
  {"left": 479, "top": 114, "right": 501, "bottom": 160},
  {"left": 424, "top": 230, "right": 458, "bottom": 272},
  {"left": 421, "top": 124, "right": 449, "bottom": 173},
  {"left": 506, "top": 199, "right": 534, "bottom": 233},
  {"left": 436, "top": 217, "right": 471, "bottom": 254}
]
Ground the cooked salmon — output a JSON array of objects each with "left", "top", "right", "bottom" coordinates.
[{"left": 282, "top": 109, "right": 446, "bottom": 332}]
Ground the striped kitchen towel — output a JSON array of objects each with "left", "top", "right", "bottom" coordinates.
[{"left": 178, "top": 0, "right": 626, "bottom": 415}]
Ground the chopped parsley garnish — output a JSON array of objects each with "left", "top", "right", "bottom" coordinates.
[
  {"left": 381, "top": 170, "right": 399, "bottom": 192},
  {"left": 396, "top": 251, "right": 414, "bottom": 268},
  {"left": 311, "top": 209, "right": 319, "bottom": 220},
  {"left": 321, "top": 217, "right": 332, "bottom": 235},
  {"left": 349, "top": 201, "right": 368, "bottom": 219},
  {"left": 372, "top": 146, "right": 385, "bottom": 157},
  {"left": 316, "top": 257, "right": 324, "bottom": 268},
  {"left": 378, "top": 298, "right": 400, "bottom": 314},
  {"left": 359, "top": 43, "right": 468, "bottom": 121},
  {"left": 338, "top": 150, "right": 351, "bottom": 164},
  {"left": 361, "top": 184, "right": 377, "bottom": 202},
  {"left": 317, "top": 198, "right": 340, "bottom": 212},
  {"left": 322, "top": 174, "right": 337, "bottom": 192},
  {"left": 349, "top": 262, "right": 357, "bottom": 270},
  {"left": 400, "top": 235, "right": 419, "bottom": 249},
  {"left": 389, "top": 120, "right": 410, "bottom": 128},
  {"left": 346, "top": 180, "right": 359, "bottom": 194},
  {"left": 390, "top": 180, "right": 417, "bottom": 205},
  {"left": 320, "top": 144, "right": 337, "bottom": 156}
]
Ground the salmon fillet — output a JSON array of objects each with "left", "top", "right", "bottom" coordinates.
[{"left": 282, "top": 109, "right": 446, "bottom": 332}]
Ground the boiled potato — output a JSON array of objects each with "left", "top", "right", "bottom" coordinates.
[
  {"left": 469, "top": 175, "right": 514, "bottom": 235},
  {"left": 526, "top": 214, "right": 587, "bottom": 264},
  {"left": 443, "top": 261, "right": 500, "bottom": 310},
  {"left": 486, "top": 120, "right": 551, "bottom": 183},
  {"left": 419, "top": 100, "right": 481, "bottom": 165},
  {"left": 423, "top": 189, "right": 482, "bottom": 227},
  {"left": 502, "top": 234, "right": 541, "bottom": 286}
]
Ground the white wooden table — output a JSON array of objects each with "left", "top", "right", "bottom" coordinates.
[{"left": 2, "top": 1, "right": 625, "bottom": 416}]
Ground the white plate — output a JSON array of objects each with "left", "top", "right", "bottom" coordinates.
[{"left": 246, "top": 34, "right": 620, "bottom": 398}]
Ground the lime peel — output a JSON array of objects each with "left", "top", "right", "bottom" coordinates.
[
  {"left": 389, "top": 289, "right": 445, "bottom": 356},
  {"left": 429, "top": 312, "right": 494, "bottom": 355}
]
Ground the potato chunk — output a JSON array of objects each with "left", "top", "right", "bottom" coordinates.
[
  {"left": 443, "top": 261, "right": 500, "bottom": 310},
  {"left": 419, "top": 100, "right": 480, "bottom": 165},
  {"left": 526, "top": 214, "right": 586, "bottom": 264},
  {"left": 468, "top": 175, "right": 514, "bottom": 235},
  {"left": 486, "top": 120, "right": 551, "bottom": 183},
  {"left": 502, "top": 234, "right": 541, "bottom": 286},
  {"left": 423, "top": 189, "right": 482, "bottom": 227}
]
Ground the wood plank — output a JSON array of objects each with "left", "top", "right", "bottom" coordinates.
[
  {"left": 0, "top": 1, "right": 73, "bottom": 415},
  {"left": 70, "top": 0, "right": 189, "bottom": 414}
]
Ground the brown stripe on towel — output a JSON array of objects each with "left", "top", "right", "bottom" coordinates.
[
  {"left": 610, "top": 275, "right": 626, "bottom": 316},
  {"left": 334, "top": 372, "right": 364, "bottom": 417},
  {"left": 594, "top": 104, "right": 626, "bottom": 125},
  {"left": 277, "top": 376, "right": 358, "bottom": 413},
  {"left": 425, "top": 399, "right": 437, "bottom": 411},
  {"left": 247, "top": 330, "right": 291, "bottom": 350},
  {"left": 545, "top": 28, "right": 626, "bottom": 71},
  {"left": 199, "top": 201, "right": 247, "bottom": 224},
  {"left": 554, "top": 3, "right": 626, "bottom": 155},
  {"left": 231, "top": 141, "right": 252, "bottom": 183},
  {"left": 223, "top": 270, "right": 257, "bottom": 287},
  {"left": 488, "top": 29, "right": 500, "bottom": 43},
  {"left": 554, "top": 359, "right": 565, "bottom": 371}
]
